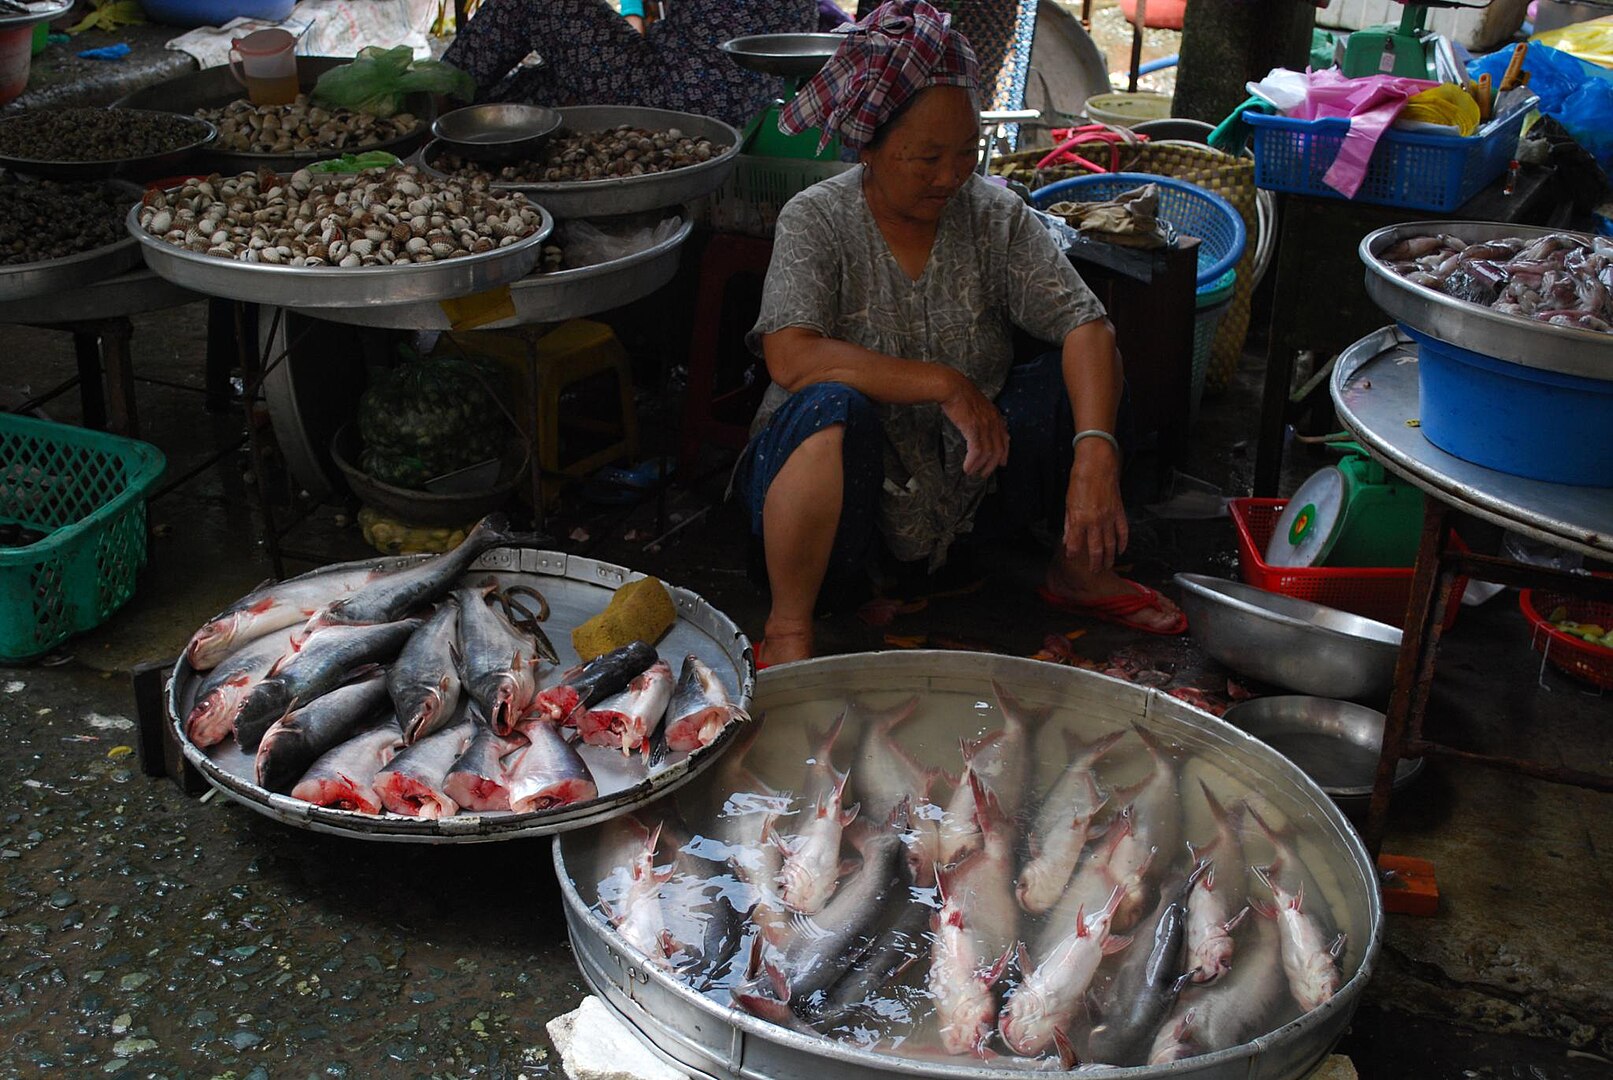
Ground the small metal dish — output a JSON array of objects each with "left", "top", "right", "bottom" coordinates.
[
  {"left": 718, "top": 33, "right": 844, "bottom": 79},
  {"left": 1174, "top": 572, "right": 1402, "bottom": 704},
  {"left": 431, "top": 103, "right": 563, "bottom": 163},
  {"left": 1223, "top": 695, "right": 1425, "bottom": 811}
]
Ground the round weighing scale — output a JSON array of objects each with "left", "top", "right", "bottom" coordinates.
[
  {"left": 1266, "top": 443, "right": 1425, "bottom": 569},
  {"left": 719, "top": 33, "right": 843, "bottom": 159}
]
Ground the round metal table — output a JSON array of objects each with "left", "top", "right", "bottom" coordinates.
[{"left": 1330, "top": 326, "right": 1613, "bottom": 854}]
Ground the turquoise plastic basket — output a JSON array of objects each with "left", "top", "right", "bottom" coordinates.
[
  {"left": 0, "top": 414, "right": 166, "bottom": 661},
  {"left": 1191, "top": 268, "right": 1237, "bottom": 420}
]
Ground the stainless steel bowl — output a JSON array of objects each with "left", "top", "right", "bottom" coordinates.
[
  {"left": 431, "top": 103, "right": 563, "bottom": 163},
  {"left": 719, "top": 33, "right": 844, "bottom": 78},
  {"left": 1222, "top": 695, "right": 1425, "bottom": 811},
  {"left": 0, "top": 111, "right": 217, "bottom": 182},
  {"left": 1174, "top": 573, "right": 1402, "bottom": 704}
]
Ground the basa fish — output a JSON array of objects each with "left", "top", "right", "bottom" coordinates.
[
  {"left": 1148, "top": 910, "right": 1291, "bottom": 1065},
  {"left": 601, "top": 822, "right": 676, "bottom": 966},
  {"left": 185, "top": 631, "right": 292, "bottom": 748},
  {"left": 443, "top": 706, "right": 523, "bottom": 811},
  {"left": 774, "top": 760, "right": 859, "bottom": 916},
  {"left": 455, "top": 585, "right": 546, "bottom": 737},
  {"left": 813, "top": 890, "right": 931, "bottom": 1027},
  {"left": 1252, "top": 862, "right": 1345, "bottom": 1012},
  {"left": 658, "top": 654, "right": 747, "bottom": 760},
  {"left": 1184, "top": 782, "right": 1249, "bottom": 984},
  {"left": 374, "top": 711, "right": 476, "bottom": 818},
  {"left": 999, "top": 884, "right": 1132, "bottom": 1063},
  {"left": 1016, "top": 729, "right": 1125, "bottom": 915},
  {"left": 185, "top": 564, "right": 384, "bottom": 670},
  {"left": 255, "top": 669, "right": 391, "bottom": 794},
  {"left": 656, "top": 813, "right": 748, "bottom": 983},
  {"left": 531, "top": 640, "right": 659, "bottom": 724},
  {"left": 387, "top": 597, "right": 462, "bottom": 744},
  {"left": 233, "top": 618, "right": 422, "bottom": 750},
  {"left": 946, "top": 773, "right": 1019, "bottom": 966},
  {"left": 937, "top": 681, "right": 1048, "bottom": 864},
  {"left": 573, "top": 659, "right": 674, "bottom": 755},
  {"left": 312, "top": 513, "right": 524, "bottom": 628},
  {"left": 851, "top": 696, "right": 941, "bottom": 883},
  {"left": 507, "top": 717, "right": 598, "bottom": 811},
  {"left": 929, "top": 862, "right": 1013, "bottom": 1057},
  {"left": 288, "top": 714, "right": 405, "bottom": 813}
]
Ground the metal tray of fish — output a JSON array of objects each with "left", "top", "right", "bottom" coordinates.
[
  {"left": 1360, "top": 221, "right": 1612, "bottom": 382},
  {"left": 555, "top": 652, "right": 1383, "bottom": 1080},
  {"left": 112, "top": 58, "right": 436, "bottom": 176},
  {"left": 127, "top": 202, "right": 554, "bottom": 309},
  {"left": 0, "top": 181, "right": 145, "bottom": 304},
  {"left": 165, "top": 548, "right": 754, "bottom": 842},
  {"left": 310, "top": 213, "right": 692, "bottom": 329},
  {"left": 414, "top": 106, "right": 742, "bottom": 218}
]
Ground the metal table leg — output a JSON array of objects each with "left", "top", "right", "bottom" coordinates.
[{"left": 73, "top": 331, "right": 107, "bottom": 430}]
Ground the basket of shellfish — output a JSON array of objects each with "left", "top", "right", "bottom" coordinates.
[
  {"left": 417, "top": 105, "right": 742, "bottom": 217},
  {"left": 128, "top": 164, "right": 553, "bottom": 308}
]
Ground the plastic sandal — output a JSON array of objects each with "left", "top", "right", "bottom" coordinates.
[{"left": 1036, "top": 580, "right": 1189, "bottom": 636}]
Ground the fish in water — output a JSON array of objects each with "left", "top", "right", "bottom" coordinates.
[
  {"left": 531, "top": 640, "right": 659, "bottom": 724},
  {"left": 657, "top": 654, "right": 747, "bottom": 761},
  {"left": 813, "top": 888, "right": 931, "bottom": 1028},
  {"left": 600, "top": 821, "right": 676, "bottom": 966},
  {"left": 455, "top": 585, "right": 547, "bottom": 737},
  {"left": 774, "top": 754, "right": 859, "bottom": 916},
  {"left": 310, "top": 513, "right": 524, "bottom": 629},
  {"left": 1041, "top": 804, "right": 1155, "bottom": 960},
  {"left": 374, "top": 709, "right": 476, "bottom": 818},
  {"left": 929, "top": 860, "right": 1013, "bottom": 1057},
  {"left": 573, "top": 659, "right": 675, "bottom": 755},
  {"left": 233, "top": 618, "right": 421, "bottom": 751},
  {"left": 288, "top": 714, "right": 405, "bottom": 814},
  {"left": 185, "top": 564, "right": 385, "bottom": 670},
  {"left": 656, "top": 812, "right": 748, "bottom": 983},
  {"left": 443, "top": 706, "right": 523, "bottom": 812},
  {"left": 937, "top": 681, "right": 1048, "bottom": 864},
  {"left": 851, "top": 696, "right": 941, "bottom": 884},
  {"left": 1252, "top": 861, "right": 1346, "bottom": 1012},
  {"left": 387, "top": 597, "right": 462, "bottom": 744},
  {"left": 1016, "top": 729, "right": 1124, "bottom": 915},
  {"left": 1184, "top": 781, "right": 1250, "bottom": 984},
  {"left": 1086, "top": 861, "right": 1207, "bottom": 1066},
  {"left": 945, "top": 773, "right": 1019, "bottom": 966},
  {"left": 507, "top": 716, "right": 598, "bottom": 811},
  {"left": 255, "top": 669, "right": 391, "bottom": 794},
  {"left": 1149, "top": 908, "right": 1292, "bottom": 1065},
  {"left": 185, "top": 631, "right": 293, "bottom": 748},
  {"left": 999, "top": 884, "right": 1132, "bottom": 1064}
]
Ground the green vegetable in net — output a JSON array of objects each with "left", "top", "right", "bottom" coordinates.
[
  {"left": 359, "top": 353, "right": 510, "bottom": 490},
  {"left": 312, "top": 46, "right": 475, "bottom": 120}
]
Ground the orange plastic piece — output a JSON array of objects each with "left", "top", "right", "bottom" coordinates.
[{"left": 1378, "top": 854, "right": 1439, "bottom": 916}]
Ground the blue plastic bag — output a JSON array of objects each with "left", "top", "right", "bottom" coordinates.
[{"left": 1470, "top": 42, "right": 1613, "bottom": 171}]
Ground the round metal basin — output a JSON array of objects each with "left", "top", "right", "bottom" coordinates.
[
  {"left": 1175, "top": 573, "right": 1402, "bottom": 705},
  {"left": 432, "top": 103, "right": 562, "bottom": 163},
  {"left": 1222, "top": 695, "right": 1425, "bottom": 813},
  {"left": 555, "top": 651, "right": 1382, "bottom": 1080},
  {"left": 719, "top": 33, "right": 843, "bottom": 79}
]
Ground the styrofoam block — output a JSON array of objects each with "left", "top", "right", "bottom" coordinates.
[{"left": 547, "top": 996, "right": 690, "bottom": 1080}]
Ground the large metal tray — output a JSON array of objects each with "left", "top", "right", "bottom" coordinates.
[
  {"left": 0, "top": 180, "right": 145, "bottom": 303},
  {"left": 1360, "top": 221, "right": 1612, "bottom": 382},
  {"left": 555, "top": 652, "right": 1383, "bottom": 1080},
  {"left": 0, "top": 0, "right": 70, "bottom": 32},
  {"left": 128, "top": 200, "right": 554, "bottom": 309},
  {"left": 415, "top": 106, "right": 741, "bottom": 218},
  {"left": 0, "top": 111, "right": 217, "bottom": 182},
  {"left": 0, "top": 265, "right": 198, "bottom": 323},
  {"left": 306, "top": 212, "right": 691, "bottom": 329},
  {"left": 165, "top": 548, "right": 755, "bottom": 842},
  {"left": 112, "top": 57, "right": 435, "bottom": 176}
]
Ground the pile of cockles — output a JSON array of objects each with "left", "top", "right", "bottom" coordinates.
[
  {"left": 1381, "top": 231, "right": 1613, "bottom": 333},
  {"left": 196, "top": 96, "right": 418, "bottom": 155},
  {"left": 432, "top": 124, "right": 725, "bottom": 184}
]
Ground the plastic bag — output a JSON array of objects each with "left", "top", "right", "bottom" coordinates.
[
  {"left": 312, "top": 45, "right": 474, "bottom": 119},
  {"left": 1531, "top": 16, "right": 1613, "bottom": 70},
  {"left": 1400, "top": 84, "right": 1481, "bottom": 136},
  {"left": 1470, "top": 42, "right": 1613, "bottom": 172},
  {"left": 307, "top": 151, "right": 400, "bottom": 174},
  {"left": 557, "top": 216, "right": 684, "bottom": 268}
]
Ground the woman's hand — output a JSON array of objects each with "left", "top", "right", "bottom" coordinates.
[
  {"left": 1063, "top": 440, "right": 1128, "bottom": 572},
  {"left": 625, "top": 13, "right": 646, "bottom": 32},
  {"left": 939, "top": 369, "right": 1010, "bottom": 478}
]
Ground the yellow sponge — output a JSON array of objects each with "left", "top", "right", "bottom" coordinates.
[{"left": 572, "top": 576, "right": 676, "bottom": 661}]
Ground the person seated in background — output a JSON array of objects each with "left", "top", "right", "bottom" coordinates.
[
  {"left": 737, "top": 0, "right": 1188, "bottom": 667},
  {"left": 444, "top": 0, "right": 818, "bottom": 127}
]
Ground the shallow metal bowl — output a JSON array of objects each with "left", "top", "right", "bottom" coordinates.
[
  {"left": 1175, "top": 573, "right": 1402, "bottom": 704},
  {"left": 1223, "top": 695, "right": 1425, "bottom": 811},
  {"left": 0, "top": 110, "right": 217, "bottom": 182},
  {"left": 719, "top": 33, "right": 844, "bottom": 78},
  {"left": 431, "top": 103, "right": 563, "bottom": 163}
]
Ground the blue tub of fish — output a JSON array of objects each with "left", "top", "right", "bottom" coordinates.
[{"left": 1403, "top": 326, "right": 1613, "bottom": 488}]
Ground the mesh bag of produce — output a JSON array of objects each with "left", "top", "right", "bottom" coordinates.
[{"left": 359, "top": 352, "right": 510, "bottom": 490}]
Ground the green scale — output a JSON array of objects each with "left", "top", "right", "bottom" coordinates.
[
  {"left": 719, "top": 33, "right": 845, "bottom": 160},
  {"left": 1266, "top": 443, "right": 1425, "bottom": 569},
  {"left": 1339, "top": 0, "right": 1493, "bottom": 81}
]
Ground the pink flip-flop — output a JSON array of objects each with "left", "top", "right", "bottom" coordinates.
[{"left": 1036, "top": 581, "right": 1189, "bottom": 636}]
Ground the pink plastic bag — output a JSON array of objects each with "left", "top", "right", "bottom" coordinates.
[{"left": 1295, "top": 69, "right": 1437, "bottom": 197}]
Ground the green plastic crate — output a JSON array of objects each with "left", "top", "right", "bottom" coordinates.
[{"left": 0, "top": 414, "right": 166, "bottom": 661}]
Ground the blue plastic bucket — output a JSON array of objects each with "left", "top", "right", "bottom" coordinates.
[{"left": 1404, "top": 326, "right": 1613, "bottom": 488}]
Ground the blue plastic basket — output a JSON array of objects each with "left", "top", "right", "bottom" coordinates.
[
  {"left": 1243, "top": 106, "right": 1532, "bottom": 213},
  {"left": 1031, "top": 172, "right": 1247, "bottom": 288}
]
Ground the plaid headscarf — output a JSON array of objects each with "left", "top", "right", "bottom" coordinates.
[{"left": 779, "top": 0, "right": 980, "bottom": 153}]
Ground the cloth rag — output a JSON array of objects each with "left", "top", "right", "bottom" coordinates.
[
  {"left": 546, "top": 996, "right": 690, "bottom": 1080},
  {"left": 1045, "top": 183, "right": 1170, "bottom": 249},
  {"left": 164, "top": 0, "right": 436, "bottom": 69}
]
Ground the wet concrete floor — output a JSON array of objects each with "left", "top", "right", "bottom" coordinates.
[{"left": 2, "top": 296, "right": 1610, "bottom": 1079}]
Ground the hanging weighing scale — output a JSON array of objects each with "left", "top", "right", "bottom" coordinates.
[
  {"left": 1339, "top": 0, "right": 1492, "bottom": 80},
  {"left": 1266, "top": 442, "right": 1425, "bottom": 569},
  {"left": 719, "top": 33, "right": 845, "bottom": 160}
]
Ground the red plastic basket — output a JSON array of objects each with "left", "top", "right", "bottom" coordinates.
[
  {"left": 1229, "top": 498, "right": 1463, "bottom": 630},
  {"left": 1518, "top": 589, "right": 1613, "bottom": 690}
]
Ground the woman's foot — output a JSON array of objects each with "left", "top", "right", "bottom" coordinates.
[
  {"left": 1042, "top": 564, "right": 1186, "bottom": 635},
  {"left": 759, "top": 620, "right": 814, "bottom": 666}
]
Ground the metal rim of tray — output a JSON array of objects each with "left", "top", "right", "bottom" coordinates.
[
  {"left": 415, "top": 105, "right": 742, "bottom": 218},
  {"left": 718, "top": 33, "right": 844, "bottom": 78},
  {"left": 1359, "top": 221, "right": 1613, "bottom": 382},
  {"left": 0, "top": 0, "right": 70, "bottom": 30},
  {"left": 0, "top": 180, "right": 146, "bottom": 303},
  {"left": 127, "top": 200, "right": 555, "bottom": 308},
  {"left": 0, "top": 266, "right": 199, "bottom": 323},
  {"left": 0, "top": 112, "right": 217, "bottom": 182},
  {"left": 302, "top": 212, "right": 693, "bottom": 329},
  {"left": 553, "top": 652, "right": 1384, "bottom": 1080},
  {"left": 165, "top": 547, "right": 756, "bottom": 843},
  {"left": 1174, "top": 572, "right": 1403, "bottom": 650}
]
